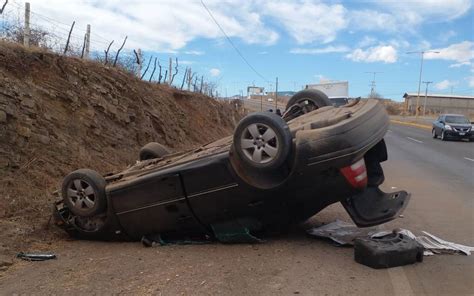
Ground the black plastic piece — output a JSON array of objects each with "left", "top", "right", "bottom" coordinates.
[
  {"left": 354, "top": 233, "right": 423, "bottom": 269},
  {"left": 342, "top": 187, "right": 410, "bottom": 227}
]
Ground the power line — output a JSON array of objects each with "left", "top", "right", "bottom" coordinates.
[{"left": 200, "top": 0, "right": 269, "bottom": 84}]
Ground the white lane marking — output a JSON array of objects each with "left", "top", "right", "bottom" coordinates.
[
  {"left": 464, "top": 157, "right": 474, "bottom": 162},
  {"left": 387, "top": 130, "right": 392, "bottom": 133},
  {"left": 379, "top": 224, "right": 415, "bottom": 295},
  {"left": 406, "top": 137, "right": 423, "bottom": 144},
  {"left": 388, "top": 267, "right": 415, "bottom": 296}
]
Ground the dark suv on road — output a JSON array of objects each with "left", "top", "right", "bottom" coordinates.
[{"left": 432, "top": 114, "right": 473, "bottom": 141}]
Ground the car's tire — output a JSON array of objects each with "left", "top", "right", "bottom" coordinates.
[
  {"left": 441, "top": 130, "right": 446, "bottom": 141},
  {"left": 285, "top": 89, "right": 332, "bottom": 113},
  {"left": 432, "top": 129, "right": 437, "bottom": 139},
  {"left": 62, "top": 169, "right": 107, "bottom": 217},
  {"left": 139, "top": 142, "right": 171, "bottom": 160},
  {"left": 233, "top": 112, "right": 291, "bottom": 170}
]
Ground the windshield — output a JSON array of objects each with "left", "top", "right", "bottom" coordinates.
[{"left": 445, "top": 116, "right": 470, "bottom": 124}]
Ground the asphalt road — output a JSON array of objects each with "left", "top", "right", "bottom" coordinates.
[
  {"left": 244, "top": 98, "right": 284, "bottom": 112},
  {"left": 0, "top": 123, "right": 473, "bottom": 295}
]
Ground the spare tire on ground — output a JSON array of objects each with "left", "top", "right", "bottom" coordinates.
[
  {"left": 139, "top": 142, "right": 171, "bottom": 160},
  {"left": 354, "top": 233, "right": 424, "bottom": 269}
]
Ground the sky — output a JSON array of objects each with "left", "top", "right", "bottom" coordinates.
[{"left": 2, "top": 0, "right": 474, "bottom": 100}]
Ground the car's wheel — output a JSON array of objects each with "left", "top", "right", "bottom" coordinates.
[
  {"left": 139, "top": 142, "right": 171, "bottom": 160},
  {"left": 441, "top": 130, "right": 446, "bottom": 141},
  {"left": 233, "top": 112, "right": 291, "bottom": 170},
  {"left": 432, "top": 129, "right": 437, "bottom": 139},
  {"left": 62, "top": 169, "right": 107, "bottom": 217},
  {"left": 286, "top": 89, "right": 331, "bottom": 113}
]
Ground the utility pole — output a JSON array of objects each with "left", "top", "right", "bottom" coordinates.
[
  {"left": 406, "top": 50, "right": 439, "bottom": 117},
  {"left": 275, "top": 77, "right": 278, "bottom": 110},
  {"left": 84, "top": 24, "right": 91, "bottom": 58},
  {"left": 422, "top": 81, "right": 433, "bottom": 117},
  {"left": 23, "top": 2, "right": 30, "bottom": 47},
  {"left": 365, "top": 72, "right": 382, "bottom": 98}
]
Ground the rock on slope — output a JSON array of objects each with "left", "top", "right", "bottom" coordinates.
[{"left": 0, "top": 42, "right": 243, "bottom": 253}]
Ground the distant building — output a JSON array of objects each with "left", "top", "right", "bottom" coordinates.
[
  {"left": 305, "top": 81, "right": 349, "bottom": 97},
  {"left": 403, "top": 93, "right": 474, "bottom": 117},
  {"left": 247, "top": 86, "right": 264, "bottom": 99}
]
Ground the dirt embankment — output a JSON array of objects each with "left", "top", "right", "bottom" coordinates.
[{"left": 0, "top": 42, "right": 244, "bottom": 256}]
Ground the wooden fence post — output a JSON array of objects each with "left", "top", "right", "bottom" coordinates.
[
  {"left": 23, "top": 2, "right": 30, "bottom": 47},
  {"left": 84, "top": 24, "right": 90, "bottom": 58},
  {"left": 168, "top": 57, "right": 172, "bottom": 84}
]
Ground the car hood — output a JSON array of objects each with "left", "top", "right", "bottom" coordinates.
[{"left": 446, "top": 123, "right": 471, "bottom": 128}]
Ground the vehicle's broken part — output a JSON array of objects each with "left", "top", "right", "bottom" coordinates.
[
  {"left": 211, "top": 219, "right": 264, "bottom": 244},
  {"left": 306, "top": 219, "right": 380, "bottom": 245},
  {"left": 372, "top": 229, "right": 474, "bottom": 256},
  {"left": 16, "top": 252, "right": 57, "bottom": 261},
  {"left": 354, "top": 233, "right": 424, "bottom": 269},
  {"left": 140, "top": 219, "right": 263, "bottom": 246},
  {"left": 141, "top": 233, "right": 212, "bottom": 247}
]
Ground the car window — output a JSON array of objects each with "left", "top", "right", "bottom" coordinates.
[{"left": 445, "top": 116, "right": 470, "bottom": 124}]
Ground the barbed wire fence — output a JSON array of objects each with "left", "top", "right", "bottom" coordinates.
[{"left": 0, "top": 0, "right": 220, "bottom": 97}]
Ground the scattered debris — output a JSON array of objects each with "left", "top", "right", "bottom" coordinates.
[
  {"left": 16, "top": 252, "right": 57, "bottom": 261},
  {"left": 385, "top": 229, "right": 474, "bottom": 256},
  {"left": 306, "top": 219, "right": 380, "bottom": 245},
  {"left": 308, "top": 220, "right": 474, "bottom": 256},
  {"left": 141, "top": 233, "right": 212, "bottom": 247},
  {"left": 354, "top": 233, "right": 424, "bottom": 269}
]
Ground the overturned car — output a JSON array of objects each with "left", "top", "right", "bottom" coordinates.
[{"left": 54, "top": 89, "right": 409, "bottom": 241}]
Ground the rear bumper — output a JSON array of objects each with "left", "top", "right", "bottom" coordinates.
[{"left": 293, "top": 99, "right": 389, "bottom": 172}]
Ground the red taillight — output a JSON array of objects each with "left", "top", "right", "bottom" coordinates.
[{"left": 340, "top": 158, "right": 367, "bottom": 189}]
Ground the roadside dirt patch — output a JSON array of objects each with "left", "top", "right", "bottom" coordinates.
[{"left": 0, "top": 41, "right": 244, "bottom": 259}]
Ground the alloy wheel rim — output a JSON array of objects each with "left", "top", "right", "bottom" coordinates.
[
  {"left": 67, "top": 179, "right": 96, "bottom": 211},
  {"left": 240, "top": 123, "right": 279, "bottom": 164}
]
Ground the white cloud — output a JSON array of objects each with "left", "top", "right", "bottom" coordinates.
[
  {"left": 209, "top": 68, "right": 221, "bottom": 77},
  {"left": 350, "top": 10, "right": 399, "bottom": 31},
  {"left": 180, "top": 60, "right": 195, "bottom": 65},
  {"left": 466, "top": 77, "right": 474, "bottom": 88},
  {"left": 264, "top": 1, "right": 347, "bottom": 44},
  {"left": 376, "top": 0, "right": 471, "bottom": 21},
  {"left": 290, "top": 45, "right": 350, "bottom": 55},
  {"left": 183, "top": 50, "right": 204, "bottom": 56},
  {"left": 314, "top": 74, "right": 331, "bottom": 83},
  {"left": 438, "top": 30, "right": 457, "bottom": 43},
  {"left": 424, "top": 41, "right": 474, "bottom": 63},
  {"left": 449, "top": 62, "right": 471, "bottom": 68},
  {"left": 350, "top": 1, "right": 471, "bottom": 32},
  {"left": 357, "top": 36, "right": 378, "bottom": 48},
  {"left": 22, "top": 0, "right": 279, "bottom": 51},
  {"left": 434, "top": 80, "right": 458, "bottom": 90},
  {"left": 346, "top": 45, "right": 398, "bottom": 63}
]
